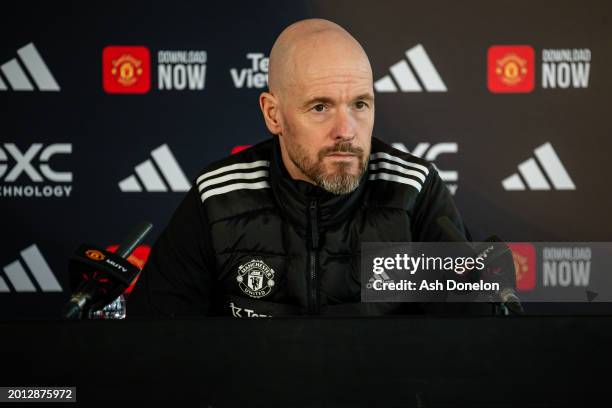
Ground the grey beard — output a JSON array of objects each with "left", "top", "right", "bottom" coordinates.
[
  {"left": 313, "top": 163, "right": 367, "bottom": 195},
  {"left": 288, "top": 146, "right": 369, "bottom": 195}
]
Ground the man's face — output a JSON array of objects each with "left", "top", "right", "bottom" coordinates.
[{"left": 277, "top": 59, "right": 374, "bottom": 194}]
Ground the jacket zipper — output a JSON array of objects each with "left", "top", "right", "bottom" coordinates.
[{"left": 308, "top": 200, "right": 319, "bottom": 314}]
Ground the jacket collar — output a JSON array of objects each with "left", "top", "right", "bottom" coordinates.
[{"left": 269, "top": 136, "right": 367, "bottom": 231}]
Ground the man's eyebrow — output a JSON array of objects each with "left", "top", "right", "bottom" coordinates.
[
  {"left": 301, "top": 93, "right": 375, "bottom": 108},
  {"left": 301, "top": 96, "right": 335, "bottom": 108},
  {"left": 353, "top": 93, "right": 375, "bottom": 102}
]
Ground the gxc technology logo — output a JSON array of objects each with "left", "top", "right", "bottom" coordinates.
[{"left": 0, "top": 143, "right": 73, "bottom": 198}]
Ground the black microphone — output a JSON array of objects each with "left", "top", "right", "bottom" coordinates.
[
  {"left": 436, "top": 216, "right": 524, "bottom": 315},
  {"left": 61, "top": 221, "right": 153, "bottom": 320}
]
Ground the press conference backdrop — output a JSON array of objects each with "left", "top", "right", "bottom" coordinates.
[{"left": 1, "top": 1, "right": 610, "bottom": 318}]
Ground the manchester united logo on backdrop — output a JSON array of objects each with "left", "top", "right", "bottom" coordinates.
[
  {"left": 495, "top": 53, "right": 528, "bottom": 86},
  {"left": 236, "top": 259, "right": 275, "bottom": 298},
  {"left": 102, "top": 46, "right": 151, "bottom": 94},
  {"left": 111, "top": 54, "right": 143, "bottom": 86},
  {"left": 487, "top": 45, "right": 534, "bottom": 93},
  {"left": 507, "top": 243, "right": 536, "bottom": 292}
]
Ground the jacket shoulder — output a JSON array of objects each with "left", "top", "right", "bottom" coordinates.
[
  {"left": 368, "top": 137, "right": 436, "bottom": 199},
  {"left": 195, "top": 138, "right": 273, "bottom": 182},
  {"left": 370, "top": 137, "right": 433, "bottom": 171},
  {"left": 194, "top": 138, "right": 276, "bottom": 222}
]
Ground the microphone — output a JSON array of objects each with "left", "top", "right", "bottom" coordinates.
[
  {"left": 61, "top": 222, "right": 153, "bottom": 320},
  {"left": 436, "top": 216, "right": 524, "bottom": 315}
]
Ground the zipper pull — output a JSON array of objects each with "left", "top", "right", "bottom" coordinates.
[{"left": 309, "top": 200, "right": 319, "bottom": 249}]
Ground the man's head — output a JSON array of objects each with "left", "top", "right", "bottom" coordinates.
[{"left": 259, "top": 19, "right": 375, "bottom": 195}]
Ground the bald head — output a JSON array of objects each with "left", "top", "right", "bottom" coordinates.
[
  {"left": 268, "top": 19, "right": 372, "bottom": 98},
  {"left": 259, "top": 19, "right": 375, "bottom": 194}
]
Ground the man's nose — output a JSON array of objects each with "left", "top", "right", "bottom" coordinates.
[{"left": 332, "top": 107, "right": 357, "bottom": 141}]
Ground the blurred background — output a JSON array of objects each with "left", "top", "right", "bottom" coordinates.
[{"left": 1, "top": 0, "right": 611, "bottom": 318}]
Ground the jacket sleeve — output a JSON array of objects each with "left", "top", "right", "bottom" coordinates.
[
  {"left": 127, "top": 185, "right": 216, "bottom": 317},
  {"left": 410, "top": 165, "right": 471, "bottom": 242}
]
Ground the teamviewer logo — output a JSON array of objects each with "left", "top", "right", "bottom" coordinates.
[{"left": 374, "top": 44, "right": 447, "bottom": 93}]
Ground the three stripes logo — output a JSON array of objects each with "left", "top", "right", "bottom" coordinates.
[
  {"left": 197, "top": 160, "right": 270, "bottom": 202},
  {"left": 374, "top": 44, "right": 447, "bottom": 93},
  {"left": 0, "top": 43, "right": 60, "bottom": 92},
  {"left": 119, "top": 144, "right": 190, "bottom": 192},
  {"left": 502, "top": 142, "right": 576, "bottom": 191},
  {"left": 0, "top": 245, "right": 62, "bottom": 293},
  {"left": 391, "top": 142, "right": 458, "bottom": 195},
  {"left": 369, "top": 152, "right": 429, "bottom": 193}
]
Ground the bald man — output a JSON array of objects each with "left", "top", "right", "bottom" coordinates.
[{"left": 128, "top": 19, "right": 474, "bottom": 317}]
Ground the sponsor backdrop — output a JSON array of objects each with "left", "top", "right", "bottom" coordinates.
[{"left": 1, "top": 1, "right": 611, "bottom": 318}]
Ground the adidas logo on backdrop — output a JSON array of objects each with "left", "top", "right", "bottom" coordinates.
[
  {"left": 0, "top": 245, "right": 62, "bottom": 293},
  {"left": 119, "top": 144, "right": 190, "bottom": 193},
  {"left": 375, "top": 44, "right": 447, "bottom": 93},
  {"left": 0, "top": 43, "right": 60, "bottom": 92},
  {"left": 502, "top": 142, "right": 575, "bottom": 191}
]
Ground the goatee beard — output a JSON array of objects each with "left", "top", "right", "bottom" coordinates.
[{"left": 288, "top": 141, "right": 368, "bottom": 195}]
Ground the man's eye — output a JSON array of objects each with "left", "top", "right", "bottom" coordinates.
[
  {"left": 312, "top": 104, "right": 327, "bottom": 112},
  {"left": 355, "top": 101, "right": 368, "bottom": 110}
]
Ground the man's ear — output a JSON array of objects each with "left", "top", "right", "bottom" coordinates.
[{"left": 259, "top": 92, "right": 282, "bottom": 135}]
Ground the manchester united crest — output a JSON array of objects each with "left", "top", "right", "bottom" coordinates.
[
  {"left": 236, "top": 259, "right": 275, "bottom": 298},
  {"left": 495, "top": 53, "right": 529, "bottom": 86},
  {"left": 103, "top": 46, "right": 151, "bottom": 94},
  {"left": 111, "top": 54, "right": 144, "bottom": 87},
  {"left": 487, "top": 45, "right": 534, "bottom": 94}
]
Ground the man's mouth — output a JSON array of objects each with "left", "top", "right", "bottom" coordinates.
[
  {"left": 326, "top": 152, "right": 358, "bottom": 162},
  {"left": 327, "top": 152, "right": 356, "bottom": 157}
]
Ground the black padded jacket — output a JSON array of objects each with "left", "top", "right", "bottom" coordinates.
[{"left": 128, "top": 136, "right": 485, "bottom": 317}]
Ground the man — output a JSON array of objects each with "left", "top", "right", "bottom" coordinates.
[{"left": 128, "top": 19, "right": 474, "bottom": 317}]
